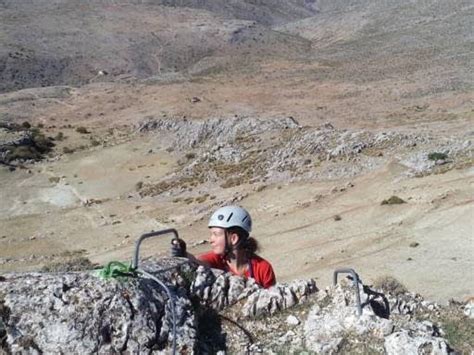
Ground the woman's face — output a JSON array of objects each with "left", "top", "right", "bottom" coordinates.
[{"left": 209, "top": 227, "right": 226, "bottom": 255}]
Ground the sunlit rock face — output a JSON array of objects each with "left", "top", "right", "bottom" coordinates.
[{"left": 0, "top": 258, "right": 459, "bottom": 354}]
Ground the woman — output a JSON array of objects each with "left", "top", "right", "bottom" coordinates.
[{"left": 172, "top": 205, "right": 276, "bottom": 288}]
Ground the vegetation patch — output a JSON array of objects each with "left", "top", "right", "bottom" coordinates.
[
  {"left": 54, "top": 132, "right": 65, "bottom": 141},
  {"left": 184, "top": 197, "right": 194, "bottom": 204},
  {"left": 185, "top": 152, "right": 196, "bottom": 160},
  {"left": 372, "top": 275, "right": 407, "bottom": 296},
  {"left": 439, "top": 312, "right": 474, "bottom": 353},
  {"left": 138, "top": 174, "right": 206, "bottom": 197},
  {"left": 195, "top": 194, "right": 209, "bottom": 204},
  {"left": 4, "top": 145, "right": 41, "bottom": 161},
  {"left": 1, "top": 123, "right": 55, "bottom": 163},
  {"left": 221, "top": 176, "right": 245, "bottom": 188},
  {"left": 414, "top": 300, "right": 474, "bottom": 353},
  {"left": 381, "top": 196, "right": 406, "bottom": 205},
  {"left": 234, "top": 134, "right": 256, "bottom": 144},
  {"left": 21, "top": 121, "right": 31, "bottom": 129},
  {"left": 338, "top": 332, "right": 384, "bottom": 354},
  {"left": 428, "top": 152, "right": 448, "bottom": 161},
  {"left": 75, "top": 126, "right": 90, "bottom": 134},
  {"left": 41, "top": 256, "right": 97, "bottom": 272}
]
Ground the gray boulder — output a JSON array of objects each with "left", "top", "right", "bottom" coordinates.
[
  {"left": 385, "top": 330, "right": 450, "bottom": 355},
  {"left": 0, "top": 258, "right": 197, "bottom": 354}
]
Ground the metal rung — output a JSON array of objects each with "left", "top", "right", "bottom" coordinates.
[
  {"left": 333, "top": 268, "right": 362, "bottom": 316},
  {"left": 132, "top": 228, "right": 179, "bottom": 269}
]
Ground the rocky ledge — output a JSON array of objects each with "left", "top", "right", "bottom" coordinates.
[{"left": 0, "top": 258, "right": 471, "bottom": 354}]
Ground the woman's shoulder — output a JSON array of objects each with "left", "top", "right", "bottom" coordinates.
[
  {"left": 251, "top": 254, "right": 273, "bottom": 268},
  {"left": 250, "top": 254, "right": 276, "bottom": 288}
]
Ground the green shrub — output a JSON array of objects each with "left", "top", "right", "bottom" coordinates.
[
  {"left": 441, "top": 314, "right": 474, "bottom": 353},
  {"left": 185, "top": 152, "right": 196, "bottom": 160},
  {"left": 2, "top": 125, "right": 55, "bottom": 162},
  {"left": 31, "top": 133, "right": 54, "bottom": 153},
  {"left": 30, "top": 127, "right": 40, "bottom": 135},
  {"left": 381, "top": 196, "right": 406, "bottom": 205},
  {"left": 428, "top": 152, "right": 448, "bottom": 161},
  {"left": 6, "top": 146, "right": 41, "bottom": 161},
  {"left": 76, "top": 126, "right": 89, "bottom": 134}
]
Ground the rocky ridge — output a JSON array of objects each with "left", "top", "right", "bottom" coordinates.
[{"left": 136, "top": 116, "right": 472, "bottom": 197}]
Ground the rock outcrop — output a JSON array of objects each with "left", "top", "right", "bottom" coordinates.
[
  {"left": 0, "top": 259, "right": 197, "bottom": 353},
  {"left": 136, "top": 116, "right": 472, "bottom": 197},
  {"left": 0, "top": 123, "right": 54, "bottom": 165},
  {"left": 0, "top": 258, "right": 467, "bottom": 354}
]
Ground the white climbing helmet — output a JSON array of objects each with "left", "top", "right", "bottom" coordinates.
[{"left": 208, "top": 205, "right": 252, "bottom": 233}]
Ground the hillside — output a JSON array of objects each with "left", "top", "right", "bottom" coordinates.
[{"left": 0, "top": 0, "right": 473, "bottom": 317}]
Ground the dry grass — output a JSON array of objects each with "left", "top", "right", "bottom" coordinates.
[
  {"left": 41, "top": 256, "right": 97, "bottom": 272},
  {"left": 184, "top": 197, "right": 194, "bottom": 204},
  {"left": 372, "top": 275, "right": 407, "bottom": 296},
  {"left": 221, "top": 176, "right": 245, "bottom": 188},
  {"left": 195, "top": 194, "right": 209, "bottom": 204},
  {"left": 439, "top": 312, "right": 474, "bottom": 353},
  {"left": 139, "top": 173, "right": 206, "bottom": 197}
]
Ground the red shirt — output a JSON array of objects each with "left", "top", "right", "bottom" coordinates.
[{"left": 198, "top": 252, "right": 276, "bottom": 289}]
